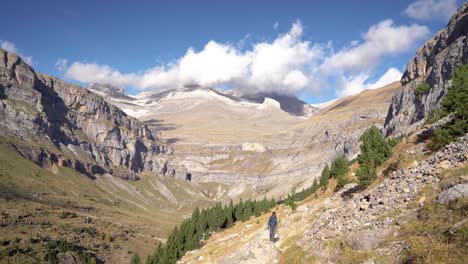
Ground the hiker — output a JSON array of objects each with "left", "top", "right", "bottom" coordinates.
[{"left": 268, "top": 212, "right": 278, "bottom": 242}]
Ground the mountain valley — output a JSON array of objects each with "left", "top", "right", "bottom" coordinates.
[{"left": 0, "top": 2, "right": 467, "bottom": 264}]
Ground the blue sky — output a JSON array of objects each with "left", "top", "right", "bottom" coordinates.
[{"left": 1, "top": 0, "right": 462, "bottom": 103}]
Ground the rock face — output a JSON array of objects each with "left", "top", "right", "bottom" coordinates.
[
  {"left": 345, "top": 228, "right": 393, "bottom": 250},
  {"left": 0, "top": 49, "right": 185, "bottom": 179},
  {"left": 384, "top": 3, "right": 468, "bottom": 136},
  {"left": 437, "top": 184, "right": 468, "bottom": 205}
]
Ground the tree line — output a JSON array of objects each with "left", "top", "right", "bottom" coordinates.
[{"left": 144, "top": 197, "right": 276, "bottom": 264}]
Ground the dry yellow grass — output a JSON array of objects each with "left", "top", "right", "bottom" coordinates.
[{"left": 298, "top": 81, "right": 402, "bottom": 128}]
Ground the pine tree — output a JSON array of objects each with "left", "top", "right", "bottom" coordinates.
[
  {"left": 330, "top": 155, "right": 349, "bottom": 179},
  {"left": 432, "top": 64, "right": 468, "bottom": 148},
  {"left": 356, "top": 125, "right": 394, "bottom": 186},
  {"left": 234, "top": 199, "right": 244, "bottom": 222},
  {"left": 319, "top": 164, "right": 330, "bottom": 188}
]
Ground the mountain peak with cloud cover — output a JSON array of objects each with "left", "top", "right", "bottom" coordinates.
[{"left": 0, "top": 1, "right": 466, "bottom": 263}]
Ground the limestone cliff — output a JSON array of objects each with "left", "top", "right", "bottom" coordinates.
[
  {"left": 0, "top": 49, "right": 186, "bottom": 180},
  {"left": 384, "top": 3, "right": 468, "bottom": 136}
]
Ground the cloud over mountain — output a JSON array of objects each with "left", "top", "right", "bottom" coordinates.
[
  {"left": 61, "top": 19, "right": 429, "bottom": 97},
  {"left": 1, "top": 41, "right": 33, "bottom": 65},
  {"left": 405, "top": 0, "right": 458, "bottom": 21}
]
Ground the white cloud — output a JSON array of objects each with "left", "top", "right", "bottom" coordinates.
[
  {"left": 405, "top": 0, "right": 458, "bottom": 21},
  {"left": 66, "top": 62, "right": 139, "bottom": 88},
  {"left": 55, "top": 58, "right": 68, "bottom": 71},
  {"left": 321, "top": 19, "right": 429, "bottom": 73},
  {"left": 337, "top": 67, "right": 402, "bottom": 97},
  {"left": 273, "top": 22, "right": 279, "bottom": 30},
  {"left": 65, "top": 21, "right": 323, "bottom": 95},
  {"left": 1, "top": 41, "right": 33, "bottom": 65},
  {"left": 62, "top": 19, "right": 428, "bottom": 98}
]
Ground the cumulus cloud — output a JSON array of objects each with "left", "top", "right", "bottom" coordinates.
[
  {"left": 62, "top": 19, "right": 429, "bottom": 98},
  {"left": 273, "top": 22, "right": 279, "bottom": 30},
  {"left": 404, "top": 0, "right": 458, "bottom": 21},
  {"left": 66, "top": 62, "right": 139, "bottom": 88},
  {"left": 1, "top": 41, "right": 33, "bottom": 65},
  {"left": 337, "top": 67, "right": 402, "bottom": 97},
  {"left": 321, "top": 19, "right": 429, "bottom": 74},
  {"left": 55, "top": 58, "right": 68, "bottom": 71},
  {"left": 65, "top": 21, "right": 323, "bottom": 95}
]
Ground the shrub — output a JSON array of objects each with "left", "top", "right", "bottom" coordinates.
[
  {"left": 356, "top": 126, "right": 394, "bottom": 187},
  {"left": 431, "top": 64, "right": 468, "bottom": 149},
  {"left": 330, "top": 155, "right": 349, "bottom": 179},
  {"left": 336, "top": 176, "right": 350, "bottom": 190},
  {"left": 130, "top": 252, "right": 141, "bottom": 264},
  {"left": 285, "top": 196, "right": 297, "bottom": 211},
  {"left": 45, "top": 239, "right": 97, "bottom": 264},
  {"left": 59, "top": 211, "right": 77, "bottom": 219},
  {"left": 329, "top": 155, "right": 350, "bottom": 190},
  {"left": 319, "top": 164, "right": 330, "bottom": 188},
  {"left": 414, "top": 82, "right": 430, "bottom": 98}
]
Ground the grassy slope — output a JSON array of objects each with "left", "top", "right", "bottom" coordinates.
[{"left": 0, "top": 141, "right": 229, "bottom": 263}]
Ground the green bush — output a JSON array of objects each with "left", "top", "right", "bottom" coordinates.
[
  {"left": 356, "top": 126, "right": 395, "bottom": 187},
  {"left": 336, "top": 175, "right": 350, "bottom": 190},
  {"left": 284, "top": 193, "right": 297, "bottom": 211},
  {"left": 330, "top": 155, "right": 349, "bottom": 179},
  {"left": 432, "top": 64, "right": 468, "bottom": 149},
  {"left": 319, "top": 164, "right": 330, "bottom": 188},
  {"left": 329, "top": 155, "right": 350, "bottom": 190},
  {"left": 414, "top": 82, "right": 430, "bottom": 98},
  {"left": 130, "top": 252, "right": 141, "bottom": 264}
]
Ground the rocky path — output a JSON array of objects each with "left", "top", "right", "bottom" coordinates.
[
  {"left": 299, "top": 133, "right": 467, "bottom": 261},
  {"left": 179, "top": 133, "right": 468, "bottom": 263},
  {"left": 179, "top": 213, "right": 283, "bottom": 264}
]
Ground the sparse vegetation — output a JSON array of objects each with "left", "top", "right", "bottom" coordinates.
[
  {"left": 284, "top": 193, "right": 298, "bottom": 211},
  {"left": 45, "top": 239, "right": 98, "bottom": 264},
  {"left": 319, "top": 164, "right": 330, "bottom": 189},
  {"left": 279, "top": 244, "right": 319, "bottom": 264},
  {"left": 400, "top": 198, "right": 468, "bottom": 263},
  {"left": 59, "top": 211, "right": 77, "bottom": 219},
  {"left": 284, "top": 179, "right": 321, "bottom": 210},
  {"left": 414, "top": 82, "right": 430, "bottom": 98},
  {"left": 130, "top": 252, "right": 142, "bottom": 264},
  {"left": 429, "top": 64, "right": 468, "bottom": 149},
  {"left": 0, "top": 245, "right": 31, "bottom": 260}
]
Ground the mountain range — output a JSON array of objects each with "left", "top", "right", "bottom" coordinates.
[{"left": 0, "top": 3, "right": 467, "bottom": 264}]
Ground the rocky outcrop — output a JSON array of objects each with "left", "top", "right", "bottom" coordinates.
[
  {"left": 437, "top": 184, "right": 468, "bottom": 205},
  {"left": 0, "top": 49, "right": 185, "bottom": 179},
  {"left": 384, "top": 3, "right": 468, "bottom": 136},
  {"left": 299, "top": 133, "right": 467, "bottom": 260},
  {"left": 345, "top": 228, "right": 393, "bottom": 250}
]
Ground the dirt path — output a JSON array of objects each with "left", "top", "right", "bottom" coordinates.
[{"left": 178, "top": 181, "right": 337, "bottom": 264}]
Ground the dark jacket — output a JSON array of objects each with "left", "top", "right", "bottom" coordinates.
[{"left": 268, "top": 215, "right": 277, "bottom": 229}]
